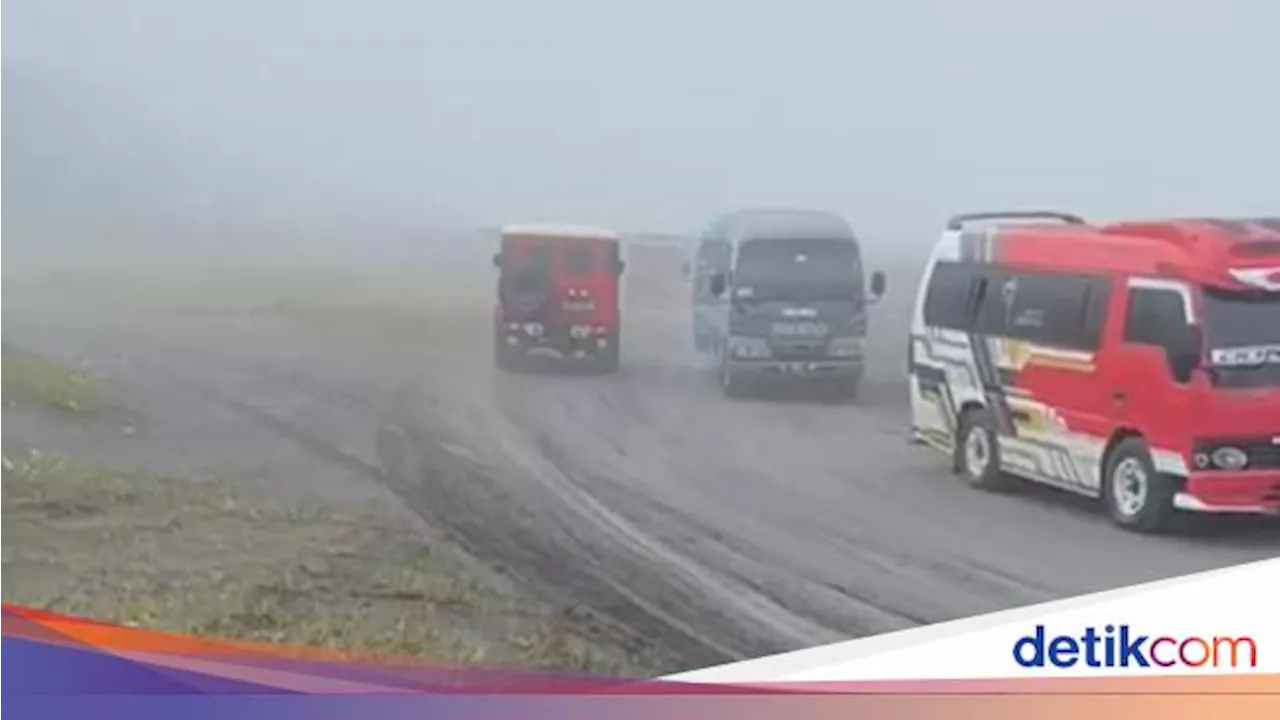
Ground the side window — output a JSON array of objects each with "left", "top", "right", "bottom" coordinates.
[
  {"left": 972, "top": 270, "right": 1008, "bottom": 335},
  {"left": 1124, "top": 287, "right": 1188, "bottom": 347},
  {"left": 565, "top": 246, "right": 593, "bottom": 274},
  {"left": 692, "top": 241, "right": 713, "bottom": 297},
  {"left": 1078, "top": 278, "right": 1112, "bottom": 348},
  {"left": 707, "top": 239, "right": 731, "bottom": 268},
  {"left": 694, "top": 239, "right": 729, "bottom": 296},
  {"left": 922, "top": 261, "right": 977, "bottom": 330},
  {"left": 1002, "top": 272, "right": 1111, "bottom": 350},
  {"left": 611, "top": 243, "right": 623, "bottom": 273}
]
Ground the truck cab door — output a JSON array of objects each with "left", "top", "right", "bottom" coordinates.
[
  {"left": 691, "top": 240, "right": 724, "bottom": 352},
  {"left": 1109, "top": 278, "right": 1201, "bottom": 477},
  {"left": 692, "top": 269, "right": 718, "bottom": 352}
]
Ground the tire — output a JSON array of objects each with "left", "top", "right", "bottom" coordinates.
[
  {"left": 954, "top": 406, "right": 1010, "bottom": 491},
  {"left": 1102, "top": 437, "right": 1177, "bottom": 533},
  {"left": 595, "top": 341, "right": 621, "bottom": 374},
  {"left": 493, "top": 329, "right": 519, "bottom": 372}
]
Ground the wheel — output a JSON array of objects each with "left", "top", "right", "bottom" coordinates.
[
  {"left": 1102, "top": 437, "right": 1177, "bottom": 533},
  {"left": 595, "top": 340, "right": 621, "bottom": 374},
  {"left": 493, "top": 330, "right": 520, "bottom": 372},
  {"left": 954, "top": 406, "right": 1010, "bottom": 491}
]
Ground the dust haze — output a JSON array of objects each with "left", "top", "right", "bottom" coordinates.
[
  {"left": 6, "top": 0, "right": 1279, "bottom": 274},
  {"left": 4, "top": 0, "right": 1279, "bottom": 673}
]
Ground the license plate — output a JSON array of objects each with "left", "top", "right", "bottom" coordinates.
[
  {"left": 562, "top": 300, "right": 595, "bottom": 312},
  {"left": 772, "top": 322, "right": 828, "bottom": 337}
]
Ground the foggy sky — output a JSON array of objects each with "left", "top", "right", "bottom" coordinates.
[{"left": 4, "top": 0, "right": 1278, "bottom": 242}]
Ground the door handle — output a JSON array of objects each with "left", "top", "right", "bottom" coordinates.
[{"left": 1111, "top": 389, "right": 1126, "bottom": 404}]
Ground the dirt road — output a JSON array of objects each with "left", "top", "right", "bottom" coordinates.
[{"left": 5, "top": 293, "right": 1277, "bottom": 673}]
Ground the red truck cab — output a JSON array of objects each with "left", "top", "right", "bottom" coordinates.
[{"left": 492, "top": 223, "right": 625, "bottom": 372}]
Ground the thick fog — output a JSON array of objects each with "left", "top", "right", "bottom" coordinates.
[{"left": 4, "top": 0, "right": 1278, "bottom": 269}]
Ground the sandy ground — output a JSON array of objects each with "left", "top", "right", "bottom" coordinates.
[{"left": 3, "top": 262, "right": 1278, "bottom": 674}]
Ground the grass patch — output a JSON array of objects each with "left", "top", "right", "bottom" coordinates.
[
  {"left": 3, "top": 266, "right": 493, "bottom": 314},
  {"left": 2, "top": 345, "right": 105, "bottom": 416},
  {"left": 4, "top": 267, "right": 496, "bottom": 359},
  {"left": 1, "top": 448, "right": 666, "bottom": 675}
]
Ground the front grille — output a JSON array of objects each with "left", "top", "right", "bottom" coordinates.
[
  {"left": 1197, "top": 438, "right": 1280, "bottom": 470},
  {"left": 1244, "top": 441, "right": 1280, "bottom": 470}
]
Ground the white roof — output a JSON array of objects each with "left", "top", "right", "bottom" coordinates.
[
  {"left": 500, "top": 223, "right": 620, "bottom": 240},
  {"left": 713, "top": 209, "right": 857, "bottom": 244}
]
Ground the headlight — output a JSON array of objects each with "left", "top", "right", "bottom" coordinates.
[
  {"left": 827, "top": 336, "right": 865, "bottom": 357},
  {"left": 1210, "top": 446, "right": 1249, "bottom": 471},
  {"left": 729, "top": 336, "right": 771, "bottom": 359}
]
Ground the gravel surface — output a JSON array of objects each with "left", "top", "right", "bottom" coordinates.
[{"left": 5, "top": 279, "right": 1276, "bottom": 673}]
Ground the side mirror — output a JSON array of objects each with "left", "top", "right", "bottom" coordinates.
[
  {"left": 1165, "top": 324, "right": 1203, "bottom": 383},
  {"left": 870, "top": 271, "right": 887, "bottom": 299},
  {"left": 709, "top": 272, "right": 727, "bottom": 298},
  {"left": 492, "top": 252, "right": 501, "bottom": 269},
  {"left": 681, "top": 261, "right": 691, "bottom": 278},
  {"left": 615, "top": 259, "right": 626, "bottom": 276}
]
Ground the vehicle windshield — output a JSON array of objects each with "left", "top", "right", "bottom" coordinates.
[
  {"left": 733, "top": 239, "right": 863, "bottom": 302},
  {"left": 1201, "top": 286, "right": 1280, "bottom": 388}
]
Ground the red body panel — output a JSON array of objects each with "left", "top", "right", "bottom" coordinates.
[
  {"left": 495, "top": 233, "right": 621, "bottom": 332},
  {"left": 990, "top": 218, "right": 1280, "bottom": 512},
  {"left": 1184, "top": 470, "right": 1280, "bottom": 510}
]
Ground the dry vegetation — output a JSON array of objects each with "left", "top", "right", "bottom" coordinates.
[
  {"left": 0, "top": 278, "right": 670, "bottom": 671},
  {"left": 2, "top": 344, "right": 105, "bottom": 416},
  {"left": 4, "top": 267, "right": 496, "bottom": 357},
  {"left": 1, "top": 447, "right": 662, "bottom": 675},
  {"left": 3, "top": 266, "right": 492, "bottom": 313}
]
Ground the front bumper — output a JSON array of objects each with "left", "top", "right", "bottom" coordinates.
[{"left": 1174, "top": 471, "right": 1280, "bottom": 515}]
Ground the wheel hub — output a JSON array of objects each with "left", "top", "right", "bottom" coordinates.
[
  {"left": 1111, "top": 457, "right": 1149, "bottom": 517},
  {"left": 965, "top": 427, "right": 991, "bottom": 477}
]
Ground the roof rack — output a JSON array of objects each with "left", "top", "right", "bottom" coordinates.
[
  {"left": 1192, "top": 217, "right": 1280, "bottom": 235},
  {"left": 946, "top": 211, "right": 1086, "bottom": 231}
]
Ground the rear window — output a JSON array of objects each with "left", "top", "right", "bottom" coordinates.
[
  {"left": 519, "top": 245, "right": 552, "bottom": 269},
  {"left": 502, "top": 237, "right": 612, "bottom": 274},
  {"left": 565, "top": 246, "right": 594, "bottom": 274}
]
